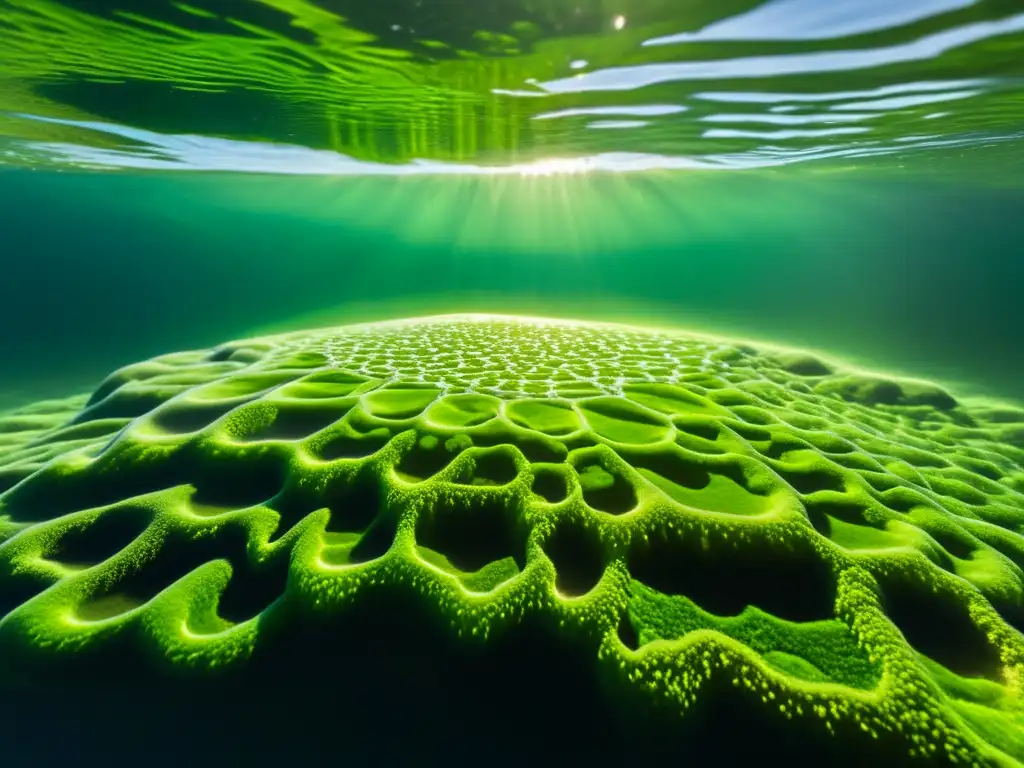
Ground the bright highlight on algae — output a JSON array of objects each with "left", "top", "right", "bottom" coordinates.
[{"left": 1, "top": 315, "right": 1024, "bottom": 765}]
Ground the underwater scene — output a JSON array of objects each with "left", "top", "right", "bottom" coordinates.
[{"left": 1, "top": 0, "right": 1023, "bottom": 765}]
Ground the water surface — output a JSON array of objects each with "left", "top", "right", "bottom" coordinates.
[
  {"left": 2, "top": 0, "right": 1023, "bottom": 174},
  {"left": 0, "top": 0, "right": 1021, "bottom": 408}
]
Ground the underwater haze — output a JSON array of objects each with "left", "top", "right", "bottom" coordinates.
[
  {"left": 2, "top": 1, "right": 1024, "bottom": 767},
  {"left": 0, "top": 0, "right": 1023, "bottom": 408}
]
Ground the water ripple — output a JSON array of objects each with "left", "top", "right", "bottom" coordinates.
[{"left": 0, "top": 0, "right": 1021, "bottom": 176}]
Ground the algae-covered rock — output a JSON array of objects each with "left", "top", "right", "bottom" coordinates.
[
  {"left": 1, "top": 315, "right": 1023, "bottom": 766},
  {"left": 815, "top": 372, "right": 959, "bottom": 410}
]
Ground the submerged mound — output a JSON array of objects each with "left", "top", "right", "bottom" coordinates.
[{"left": 1, "top": 315, "right": 1024, "bottom": 766}]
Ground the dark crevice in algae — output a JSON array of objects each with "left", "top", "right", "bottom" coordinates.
[
  {"left": 617, "top": 612, "right": 640, "bottom": 651},
  {"left": 48, "top": 504, "right": 155, "bottom": 567},
  {"left": 348, "top": 511, "right": 400, "bottom": 564},
  {"left": 454, "top": 449, "right": 519, "bottom": 487},
  {"left": 627, "top": 530, "right": 836, "bottom": 622},
  {"left": 414, "top": 495, "right": 526, "bottom": 574},
  {"left": 323, "top": 469, "right": 384, "bottom": 535},
  {"left": 926, "top": 527, "right": 976, "bottom": 560},
  {"left": 73, "top": 391, "right": 176, "bottom": 426},
  {"left": 876, "top": 572, "right": 1002, "bottom": 680},
  {"left": 778, "top": 468, "right": 845, "bottom": 495},
  {"left": 543, "top": 520, "right": 604, "bottom": 597},
  {"left": 730, "top": 424, "right": 771, "bottom": 443},
  {"left": 803, "top": 497, "right": 876, "bottom": 535},
  {"left": 627, "top": 451, "right": 710, "bottom": 491},
  {"left": 395, "top": 439, "right": 461, "bottom": 481},
  {"left": 264, "top": 466, "right": 382, "bottom": 541},
  {"left": 531, "top": 467, "right": 568, "bottom": 504},
  {"left": 673, "top": 420, "right": 721, "bottom": 443},
  {"left": 0, "top": 468, "right": 32, "bottom": 496},
  {"left": 313, "top": 430, "right": 391, "bottom": 461},
  {"left": 240, "top": 404, "right": 351, "bottom": 441},
  {"left": 78, "top": 522, "right": 288, "bottom": 624},
  {"left": 472, "top": 430, "right": 568, "bottom": 464},
  {"left": 150, "top": 401, "right": 239, "bottom": 434},
  {"left": 189, "top": 453, "right": 287, "bottom": 511},
  {"left": 578, "top": 463, "right": 637, "bottom": 516}
]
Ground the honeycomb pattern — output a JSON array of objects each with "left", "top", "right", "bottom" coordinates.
[{"left": 1, "top": 315, "right": 1024, "bottom": 765}]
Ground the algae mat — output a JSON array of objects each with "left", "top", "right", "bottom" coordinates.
[{"left": 1, "top": 315, "right": 1023, "bottom": 765}]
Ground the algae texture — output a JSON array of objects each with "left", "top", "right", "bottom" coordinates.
[{"left": 1, "top": 315, "right": 1024, "bottom": 765}]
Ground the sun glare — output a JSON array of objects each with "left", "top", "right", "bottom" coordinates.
[{"left": 516, "top": 157, "right": 595, "bottom": 177}]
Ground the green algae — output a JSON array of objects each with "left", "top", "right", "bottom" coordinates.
[
  {"left": 628, "top": 581, "right": 881, "bottom": 690},
  {"left": 1, "top": 314, "right": 1023, "bottom": 765}
]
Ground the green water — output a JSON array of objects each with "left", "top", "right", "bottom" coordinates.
[
  {"left": 0, "top": 0, "right": 1022, "bottom": 406},
  {"left": 3, "top": 5, "right": 1024, "bottom": 766}
]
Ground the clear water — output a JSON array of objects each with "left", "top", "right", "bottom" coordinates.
[{"left": 0, "top": 0, "right": 1022, "bottom": 405}]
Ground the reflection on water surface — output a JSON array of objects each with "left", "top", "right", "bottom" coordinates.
[{"left": 0, "top": 0, "right": 1022, "bottom": 175}]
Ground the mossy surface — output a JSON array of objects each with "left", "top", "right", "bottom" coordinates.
[{"left": 2, "top": 314, "right": 1024, "bottom": 765}]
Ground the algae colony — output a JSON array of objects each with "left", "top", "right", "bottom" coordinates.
[{"left": 1, "top": 1, "right": 1023, "bottom": 766}]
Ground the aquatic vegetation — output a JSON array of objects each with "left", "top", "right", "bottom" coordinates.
[{"left": 1, "top": 315, "right": 1023, "bottom": 764}]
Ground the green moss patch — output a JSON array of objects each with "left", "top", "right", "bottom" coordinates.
[{"left": 1, "top": 314, "right": 1023, "bottom": 767}]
